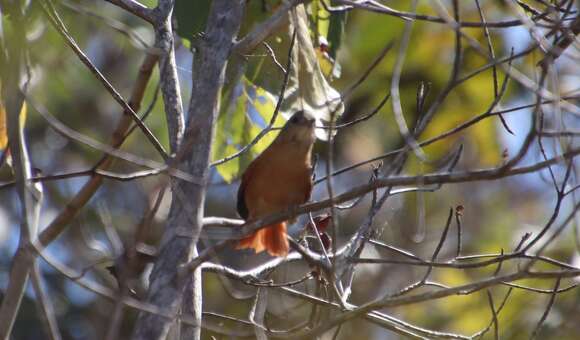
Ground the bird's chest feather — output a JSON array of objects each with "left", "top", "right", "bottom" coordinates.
[{"left": 243, "top": 144, "right": 312, "bottom": 216}]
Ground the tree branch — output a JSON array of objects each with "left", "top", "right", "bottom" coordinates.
[
  {"left": 104, "top": 0, "right": 154, "bottom": 23},
  {"left": 35, "top": 52, "right": 158, "bottom": 252},
  {"left": 131, "top": 1, "right": 246, "bottom": 339},
  {"left": 0, "top": 7, "right": 43, "bottom": 336},
  {"left": 234, "top": 0, "right": 306, "bottom": 55},
  {"left": 30, "top": 262, "right": 62, "bottom": 340}
]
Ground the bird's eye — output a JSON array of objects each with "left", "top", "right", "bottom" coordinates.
[{"left": 290, "top": 115, "right": 300, "bottom": 123}]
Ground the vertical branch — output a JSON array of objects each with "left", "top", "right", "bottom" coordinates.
[
  {"left": 0, "top": 2, "right": 43, "bottom": 336},
  {"left": 473, "top": 0, "right": 513, "bottom": 135},
  {"left": 179, "top": 273, "right": 201, "bottom": 339},
  {"left": 249, "top": 288, "right": 268, "bottom": 340},
  {"left": 148, "top": 5, "right": 189, "bottom": 334},
  {"left": 455, "top": 205, "right": 463, "bottom": 258},
  {"left": 485, "top": 290, "right": 499, "bottom": 340},
  {"left": 530, "top": 278, "right": 562, "bottom": 339},
  {"left": 390, "top": 0, "right": 425, "bottom": 160},
  {"left": 30, "top": 262, "right": 62, "bottom": 340},
  {"left": 0, "top": 17, "right": 157, "bottom": 340},
  {"left": 131, "top": 1, "right": 245, "bottom": 339},
  {"left": 154, "top": 0, "right": 184, "bottom": 152},
  {"left": 0, "top": 4, "right": 158, "bottom": 333}
]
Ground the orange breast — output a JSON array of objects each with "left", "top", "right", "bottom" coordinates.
[{"left": 243, "top": 143, "right": 312, "bottom": 218}]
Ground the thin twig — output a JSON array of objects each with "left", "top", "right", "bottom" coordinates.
[
  {"left": 40, "top": 0, "right": 168, "bottom": 159},
  {"left": 211, "top": 30, "right": 297, "bottom": 167},
  {"left": 530, "top": 278, "right": 562, "bottom": 339},
  {"left": 30, "top": 261, "right": 62, "bottom": 340},
  {"left": 104, "top": 0, "right": 153, "bottom": 23}
]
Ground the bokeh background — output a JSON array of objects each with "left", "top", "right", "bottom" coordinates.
[{"left": 1, "top": 0, "right": 580, "bottom": 339}]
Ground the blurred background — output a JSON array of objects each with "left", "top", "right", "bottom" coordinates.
[{"left": 1, "top": 0, "right": 580, "bottom": 339}]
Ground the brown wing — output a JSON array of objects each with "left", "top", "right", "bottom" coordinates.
[
  {"left": 236, "top": 183, "right": 248, "bottom": 220},
  {"left": 237, "top": 160, "right": 258, "bottom": 220},
  {"left": 237, "top": 175, "right": 249, "bottom": 220},
  {"left": 303, "top": 175, "right": 313, "bottom": 203}
]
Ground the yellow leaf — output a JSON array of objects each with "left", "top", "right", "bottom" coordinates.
[
  {"left": 315, "top": 49, "right": 334, "bottom": 78},
  {"left": 0, "top": 100, "right": 27, "bottom": 151},
  {"left": 0, "top": 102, "right": 6, "bottom": 150},
  {"left": 213, "top": 77, "right": 285, "bottom": 183}
]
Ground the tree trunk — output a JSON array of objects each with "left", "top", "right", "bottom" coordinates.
[{"left": 131, "top": 2, "right": 245, "bottom": 339}]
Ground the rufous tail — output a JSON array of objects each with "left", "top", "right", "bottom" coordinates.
[{"left": 236, "top": 222, "right": 289, "bottom": 257}]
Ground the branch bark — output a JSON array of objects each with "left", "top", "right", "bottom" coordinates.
[
  {"left": 182, "top": 145, "right": 580, "bottom": 272},
  {"left": 154, "top": 0, "right": 184, "bottom": 153},
  {"left": 104, "top": 0, "right": 154, "bottom": 23},
  {"left": 0, "top": 4, "right": 43, "bottom": 336},
  {"left": 35, "top": 52, "right": 158, "bottom": 249},
  {"left": 131, "top": 1, "right": 245, "bottom": 339},
  {"left": 30, "top": 262, "right": 62, "bottom": 340}
]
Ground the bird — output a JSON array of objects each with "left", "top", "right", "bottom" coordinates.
[{"left": 236, "top": 110, "right": 316, "bottom": 257}]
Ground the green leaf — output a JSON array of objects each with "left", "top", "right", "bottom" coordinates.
[
  {"left": 174, "top": 0, "right": 211, "bottom": 42},
  {"left": 213, "top": 77, "right": 286, "bottom": 183},
  {"left": 0, "top": 99, "right": 6, "bottom": 151},
  {"left": 310, "top": 0, "right": 326, "bottom": 40},
  {"left": 240, "top": 0, "right": 281, "bottom": 34},
  {"left": 327, "top": 2, "right": 347, "bottom": 59}
]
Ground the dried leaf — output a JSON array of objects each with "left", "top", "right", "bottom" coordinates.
[{"left": 284, "top": 5, "right": 344, "bottom": 140}]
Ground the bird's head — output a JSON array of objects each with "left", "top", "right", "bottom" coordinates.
[{"left": 278, "top": 110, "right": 316, "bottom": 146}]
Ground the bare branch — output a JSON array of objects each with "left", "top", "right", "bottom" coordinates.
[
  {"left": 234, "top": 0, "right": 306, "bottom": 55},
  {"left": 35, "top": 51, "right": 158, "bottom": 253},
  {"left": 530, "top": 278, "right": 562, "bottom": 339},
  {"left": 40, "top": 0, "right": 169, "bottom": 159},
  {"left": 30, "top": 262, "right": 62, "bottom": 340},
  {"left": 131, "top": 2, "right": 246, "bottom": 339},
  {"left": 104, "top": 0, "right": 153, "bottom": 23},
  {"left": 0, "top": 10, "right": 43, "bottom": 336},
  {"left": 211, "top": 30, "right": 297, "bottom": 167},
  {"left": 154, "top": 0, "right": 184, "bottom": 153},
  {"left": 297, "top": 269, "right": 580, "bottom": 338},
  {"left": 334, "top": 0, "right": 570, "bottom": 28}
]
